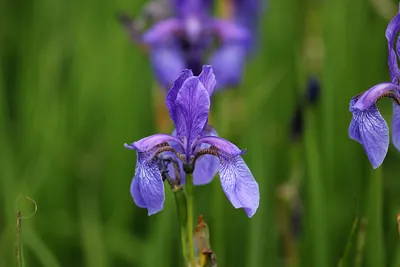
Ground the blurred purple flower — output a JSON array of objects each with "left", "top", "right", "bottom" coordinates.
[
  {"left": 349, "top": 11, "right": 400, "bottom": 168},
  {"left": 125, "top": 66, "right": 259, "bottom": 216},
  {"left": 120, "top": 0, "right": 256, "bottom": 91}
]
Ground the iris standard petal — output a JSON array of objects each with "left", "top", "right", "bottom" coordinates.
[
  {"left": 131, "top": 150, "right": 165, "bottom": 215},
  {"left": 392, "top": 103, "right": 400, "bottom": 151},
  {"left": 385, "top": 11, "right": 400, "bottom": 82},
  {"left": 149, "top": 45, "right": 186, "bottom": 90},
  {"left": 193, "top": 125, "right": 219, "bottom": 185},
  {"left": 142, "top": 18, "right": 181, "bottom": 45},
  {"left": 218, "top": 152, "right": 259, "bottom": 217},
  {"left": 352, "top": 83, "right": 400, "bottom": 111},
  {"left": 176, "top": 76, "right": 210, "bottom": 144},
  {"left": 166, "top": 69, "right": 194, "bottom": 128},
  {"left": 232, "top": 0, "right": 261, "bottom": 49},
  {"left": 210, "top": 43, "right": 246, "bottom": 89},
  {"left": 349, "top": 104, "right": 389, "bottom": 169},
  {"left": 198, "top": 65, "right": 216, "bottom": 96},
  {"left": 125, "top": 133, "right": 184, "bottom": 153}
]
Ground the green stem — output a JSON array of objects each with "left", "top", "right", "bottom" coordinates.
[
  {"left": 186, "top": 173, "right": 196, "bottom": 267},
  {"left": 16, "top": 212, "right": 25, "bottom": 267},
  {"left": 174, "top": 186, "right": 189, "bottom": 266},
  {"left": 365, "top": 168, "right": 384, "bottom": 267}
]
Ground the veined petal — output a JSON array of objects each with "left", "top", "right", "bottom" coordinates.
[
  {"left": 166, "top": 70, "right": 194, "bottom": 129},
  {"left": 385, "top": 11, "right": 400, "bottom": 82},
  {"left": 125, "top": 133, "right": 184, "bottom": 153},
  {"left": 149, "top": 45, "right": 186, "bottom": 91},
  {"left": 349, "top": 103, "right": 389, "bottom": 169},
  {"left": 351, "top": 83, "right": 400, "bottom": 111},
  {"left": 193, "top": 125, "right": 219, "bottom": 185},
  {"left": 218, "top": 151, "right": 259, "bottom": 217},
  {"left": 131, "top": 150, "right": 165, "bottom": 215},
  {"left": 392, "top": 103, "right": 400, "bottom": 151},
  {"left": 176, "top": 77, "right": 210, "bottom": 145},
  {"left": 142, "top": 18, "right": 181, "bottom": 45},
  {"left": 196, "top": 135, "right": 245, "bottom": 155},
  {"left": 210, "top": 43, "right": 246, "bottom": 89},
  {"left": 198, "top": 65, "right": 216, "bottom": 96}
]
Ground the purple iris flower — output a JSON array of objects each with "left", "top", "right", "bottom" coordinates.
[
  {"left": 348, "top": 10, "right": 400, "bottom": 168},
  {"left": 120, "top": 0, "right": 253, "bottom": 91},
  {"left": 124, "top": 65, "right": 259, "bottom": 217}
]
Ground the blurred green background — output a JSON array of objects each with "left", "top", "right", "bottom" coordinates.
[{"left": 2, "top": 0, "right": 400, "bottom": 266}]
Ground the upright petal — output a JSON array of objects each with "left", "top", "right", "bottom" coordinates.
[
  {"left": 131, "top": 150, "right": 165, "bottom": 215},
  {"left": 176, "top": 77, "right": 210, "bottom": 145},
  {"left": 193, "top": 125, "right": 219, "bottom": 185},
  {"left": 166, "top": 69, "right": 194, "bottom": 128},
  {"left": 392, "top": 103, "right": 400, "bottom": 151},
  {"left": 385, "top": 12, "right": 400, "bottom": 82},
  {"left": 210, "top": 43, "right": 246, "bottom": 89},
  {"left": 232, "top": 0, "right": 262, "bottom": 49},
  {"left": 149, "top": 45, "right": 186, "bottom": 91},
  {"left": 349, "top": 103, "right": 389, "bottom": 169},
  {"left": 142, "top": 18, "right": 181, "bottom": 45},
  {"left": 198, "top": 65, "right": 216, "bottom": 96},
  {"left": 219, "top": 152, "right": 259, "bottom": 218}
]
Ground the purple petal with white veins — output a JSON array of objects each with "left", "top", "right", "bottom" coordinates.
[
  {"left": 385, "top": 11, "right": 400, "bottom": 82},
  {"left": 218, "top": 152, "right": 259, "bottom": 217},
  {"left": 392, "top": 103, "right": 400, "bottom": 151},
  {"left": 349, "top": 103, "right": 389, "bottom": 169},
  {"left": 193, "top": 125, "right": 219, "bottom": 185},
  {"left": 198, "top": 65, "right": 216, "bottom": 96},
  {"left": 196, "top": 135, "right": 245, "bottom": 155},
  {"left": 125, "top": 133, "right": 184, "bottom": 153},
  {"left": 176, "top": 77, "right": 210, "bottom": 145},
  {"left": 166, "top": 70, "right": 194, "bottom": 128},
  {"left": 131, "top": 150, "right": 165, "bottom": 215},
  {"left": 149, "top": 45, "right": 186, "bottom": 91},
  {"left": 142, "top": 18, "right": 181, "bottom": 45},
  {"left": 210, "top": 43, "right": 247, "bottom": 89},
  {"left": 351, "top": 83, "right": 400, "bottom": 111}
]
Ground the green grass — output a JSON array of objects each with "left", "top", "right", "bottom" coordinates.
[{"left": 1, "top": 0, "right": 399, "bottom": 266}]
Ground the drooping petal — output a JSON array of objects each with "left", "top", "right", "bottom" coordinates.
[
  {"left": 210, "top": 43, "right": 247, "bottom": 89},
  {"left": 142, "top": 18, "right": 181, "bottom": 45},
  {"left": 385, "top": 11, "right": 400, "bottom": 82},
  {"left": 349, "top": 102, "right": 389, "bottom": 169},
  {"left": 149, "top": 45, "right": 186, "bottom": 90},
  {"left": 196, "top": 135, "right": 245, "bottom": 155},
  {"left": 125, "top": 133, "right": 184, "bottom": 153},
  {"left": 351, "top": 83, "right": 400, "bottom": 111},
  {"left": 193, "top": 125, "right": 219, "bottom": 185},
  {"left": 212, "top": 19, "right": 250, "bottom": 44},
  {"left": 218, "top": 151, "right": 259, "bottom": 217},
  {"left": 166, "top": 69, "right": 194, "bottom": 128},
  {"left": 392, "top": 103, "right": 400, "bottom": 151},
  {"left": 198, "top": 65, "right": 216, "bottom": 96},
  {"left": 130, "top": 150, "right": 165, "bottom": 215},
  {"left": 175, "top": 77, "right": 210, "bottom": 145}
]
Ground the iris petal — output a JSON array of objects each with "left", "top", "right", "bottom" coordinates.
[
  {"left": 149, "top": 45, "right": 186, "bottom": 91},
  {"left": 219, "top": 151, "right": 259, "bottom": 218},
  {"left": 193, "top": 125, "right": 219, "bottom": 185},
  {"left": 349, "top": 104, "right": 389, "bottom": 169},
  {"left": 176, "top": 77, "right": 210, "bottom": 145},
  {"left": 198, "top": 65, "right": 216, "bottom": 96},
  {"left": 125, "top": 133, "right": 184, "bottom": 153},
  {"left": 131, "top": 150, "right": 165, "bottom": 215},
  {"left": 385, "top": 11, "right": 400, "bottom": 82},
  {"left": 211, "top": 43, "right": 247, "bottom": 89},
  {"left": 142, "top": 18, "right": 181, "bottom": 45},
  {"left": 392, "top": 104, "right": 400, "bottom": 151}
]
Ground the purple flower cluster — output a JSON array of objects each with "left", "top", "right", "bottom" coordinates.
[
  {"left": 349, "top": 10, "right": 400, "bottom": 168},
  {"left": 125, "top": 66, "right": 259, "bottom": 217},
  {"left": 121, "top": 0, "right": 260, "bottom": 92}
]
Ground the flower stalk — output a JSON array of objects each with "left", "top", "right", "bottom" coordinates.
[
  {"left": 186, "top": 172, "right": 196, "bottom": 267},
  {"left": 174, "top": 186, "right": 189, "bottom": 266}
]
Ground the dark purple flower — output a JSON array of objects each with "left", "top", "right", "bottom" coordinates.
[
  {"left": 349, "top": 11, "right": 400, "bottom": 168},
  {"left": 120, "top": 0, "right": 254, "bottom": 91},
  {"left": 125, "top": 66, "right": 259, "bottom": 216}
]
